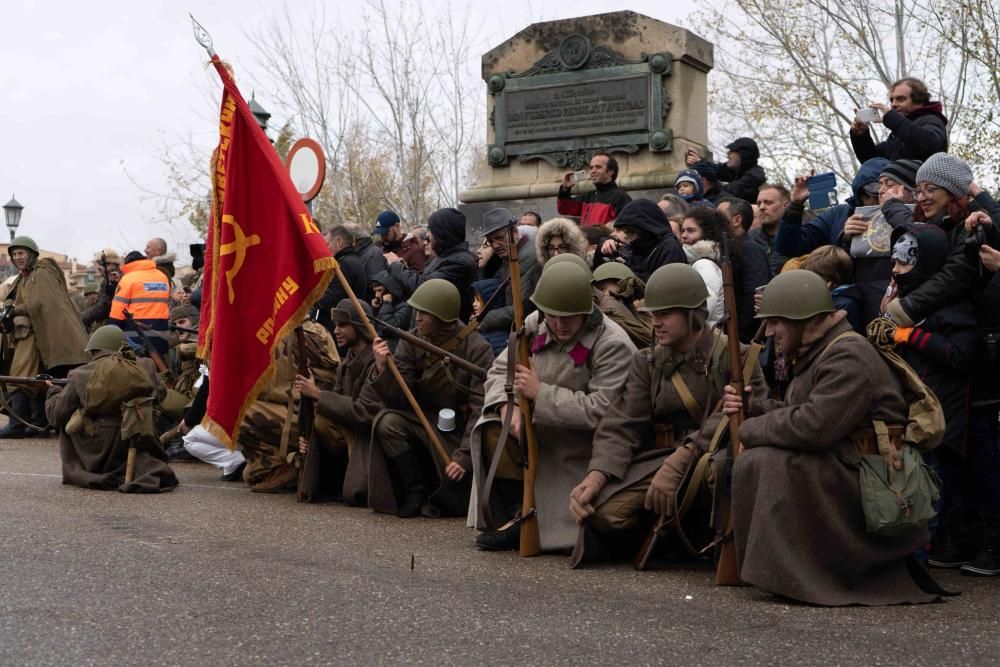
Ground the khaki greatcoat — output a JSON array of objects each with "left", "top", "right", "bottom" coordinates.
[
  {"left": 45, "top": 352, "right": 176, "bottom": 493},
  {"left": 734, "top": 317, "right": 939, "bottom": 606}
]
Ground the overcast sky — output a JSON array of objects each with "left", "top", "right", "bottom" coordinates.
[{"left": 2, "top": 1, "right": 690, "bottom": 265}]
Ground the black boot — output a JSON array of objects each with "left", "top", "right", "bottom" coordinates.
[
  {"left": 0, "top": 392, "right": 32, "bottom": 439},
  {"left": 929, "top": 501, "right": 978, "bottom": 568},
  {"left": 389, "top": 449, "right": 427, "bottom": 518},
  {"left": 961, "top": 516, "right": 1000, "bottom": 577},
  {"left": 476, "top": 479, "right": 523, "bottom": 551},
  {"left": 28, "top": 393, "right": 48, "bottom": 432}
]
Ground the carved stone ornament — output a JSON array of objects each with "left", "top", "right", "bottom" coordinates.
[
  {"left": 504, "top": 35, "right": 653, "bottom": 79},
  {"left": 516, "top": 145, "right": 640, "bottom": 170}
]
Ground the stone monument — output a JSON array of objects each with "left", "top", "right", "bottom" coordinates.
[{"left": 459, "top": 11, "right": 714, "bottom": 234}]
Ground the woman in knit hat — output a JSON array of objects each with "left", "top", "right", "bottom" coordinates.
[{"left": 882, "top": 152, "right": 1000, "bottom": 328}]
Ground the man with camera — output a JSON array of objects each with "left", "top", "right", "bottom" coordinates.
[
  {"left": 850, "top": 77, "right": 949, "bottom": 162},
  {"left": 557, "top": 152, "right": 632, "bottom": 227}
]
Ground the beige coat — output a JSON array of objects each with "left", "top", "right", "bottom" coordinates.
[{"left": 469, "top": 309, "right": 636, "bottom": 552}]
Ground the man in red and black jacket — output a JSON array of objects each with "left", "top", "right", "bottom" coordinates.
[{"left": 556, "top": 152, "right": 632, "bottom": 227}]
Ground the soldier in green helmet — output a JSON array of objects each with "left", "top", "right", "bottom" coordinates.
[
  {"left": 1, "top": 236, "right": 89, "bottom": 438},
  {"left": 591, "top": 262, "right": 652, "bottom": 349},
  {"left": 469, "top": 262, "right": 636, "bottom": 553},
  {"left": 567, "top": 263, "right": 769, "bottom": 567},
  {"left": 367, "top": 278, "right": 494, "bottom": 518},
  {"left": 720, "top": 270, "right": 942, "bottom": 605},
  {"left": 45, "top": 324, "right": 178, "bottom": 492}
]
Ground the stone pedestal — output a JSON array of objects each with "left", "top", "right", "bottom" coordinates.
[{"left": 459, "top": 11, "right": 713, "bottom": 235}]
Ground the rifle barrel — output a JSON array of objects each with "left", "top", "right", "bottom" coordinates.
[
  {"left": 0, "top": 375, "right": 69, "bottom": 386},
  {"left": 370, "top": 317, "right": 487, "bottom": 380}
]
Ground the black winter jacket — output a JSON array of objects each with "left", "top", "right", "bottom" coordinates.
[{"left": 851, "top": 103, "right": 949, "bottom": 162}]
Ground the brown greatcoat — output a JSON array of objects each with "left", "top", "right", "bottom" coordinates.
[
  {"left": 237, "top": 322, "right": 339, "bottom": 484},
  {"left": 301, "top": 344, "right": 381, "bottom": 505},
  {"left": 468, "top": 309, "right": 636, "bottom": 552},
  {"left": 734, "top": 316, "right": 939, "bottom": 606},
  {"left": 10, "top": 257, "right": 89, "bottom": 368},
  {"left": 45, "top": 352, "right": 177, "bottom": 493},
  {"left": 571, "top": 330, "right": 769, "bottom": 564},
  {"left": 595, "top": 278, "right": 652, "bottom": 350},
  {"left": 367, "top": 321, "right": 493, "bottom": 516}
]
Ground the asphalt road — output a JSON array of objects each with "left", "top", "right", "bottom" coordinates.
[{"left": 2, "top": 436, "right": 999, "bottom": 666}]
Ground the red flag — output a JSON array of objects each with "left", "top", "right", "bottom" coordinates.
[{"left": 198, "top": 56, "right": 335, "bottom": 446}]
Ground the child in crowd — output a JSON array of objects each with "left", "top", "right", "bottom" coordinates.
[{"left": 802, "top": 245, "right": 865, "bottom": 333}]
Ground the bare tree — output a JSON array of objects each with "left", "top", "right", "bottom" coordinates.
[{"left": 689, "top": 0, "right": 993, "bottom": 189}]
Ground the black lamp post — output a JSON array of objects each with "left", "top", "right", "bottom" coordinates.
[
  {"left": 3, "top": 195, "right": 23, "bottom": 242},
  {"left": 248, "top": 93, "right": 272, "bottom": 142}
]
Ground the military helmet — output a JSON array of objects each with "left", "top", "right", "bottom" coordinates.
[
  {"left": 86, "top": 324, "right": 125, "bottom": 353},
  {"left": 640, "top": 264, "right": 709, "bottom": 312},
  {"left": 408, "top": 279, "right": 460, "bottom": 322},
  {"left": 83, "top": 282, "right": 100, "bottom": 295},
  {"left": 543, "top": 252, "right": 592, "bottom": 278},
  {"left": 591, "top": 262, "right": 636, "bottom": 284},
  {"left": 756, "top": 270, "right": 835, "bottom": 320},
  {"left": 531, "top": 262, "right": 594, "bottom": 316},
  {"left": 8, "top": 236, "right": 39, "bottom": 256}
]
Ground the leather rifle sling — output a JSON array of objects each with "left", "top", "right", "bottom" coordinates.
[
  {"left": 480, "top": 331, "right": 520, "bottom": 528},
  {"left": 664, "top": 339, "right": 763, "bottom": 555}
]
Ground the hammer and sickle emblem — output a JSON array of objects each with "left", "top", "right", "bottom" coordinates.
[{"left": 220, "top": 214, "right": 261, "bottom": 304}]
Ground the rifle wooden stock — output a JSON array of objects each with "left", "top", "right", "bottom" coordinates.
[
  {"left": 370, "top": 317, "right": 487, "bottom": 380},
  {"left": 715, "top": 236, "right": 745, "bottom": 586},
  {"left": 295, "top": 325, "right": 316, "bottom": 503},
  {"left": 0, "top": 375, "right": 69, "bottom": 387},
  {"left": 333, "top": 267, "right": 452, "bottom": 466},
  {"left": 122, "top": 310, "right": 170, "bottom": 375},
  {"left": 506, "top": 222, "right": 541, "bottom": 557}
]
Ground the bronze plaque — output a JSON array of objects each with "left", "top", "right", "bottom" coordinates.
[{"left": 503, "top": 76, "right": 648, "bottom": 142}]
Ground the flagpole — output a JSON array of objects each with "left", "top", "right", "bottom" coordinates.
[
  {"left": 190, "top": 14, "right": 217, "bottom": 58},
  {"left": 333, "top": 268, "right": 454, "bottom": 467}
]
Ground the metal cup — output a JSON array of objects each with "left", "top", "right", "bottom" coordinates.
[{"left": 437, "top": 408, "right": 456, "bottom": 433}]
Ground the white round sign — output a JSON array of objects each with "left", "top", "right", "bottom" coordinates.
[{"left": 286, "top": 138, "right": 326, "bottom": 202}]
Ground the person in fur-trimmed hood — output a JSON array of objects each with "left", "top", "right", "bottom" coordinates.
[{"left": 535, "top": 217, "right": 588, "bottom": 267}]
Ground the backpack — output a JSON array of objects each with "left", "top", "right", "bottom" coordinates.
[{"left": 84, "top": 351, "right": 155, "bottom": 417}]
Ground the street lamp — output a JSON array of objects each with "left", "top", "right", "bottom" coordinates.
[
  {"left": 3, "top": 195, "right": 23, "bottom": 242},
  {"left": 248, "top": 92, "right": 271, "bottom": 139}
]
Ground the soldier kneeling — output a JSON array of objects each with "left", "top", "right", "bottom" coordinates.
[
  {"left": 368, "top": 280, "right": 493, "bottom": 518},
  {"left": 567, "top": 264, "right": 767, "bottom": 566},
  {"left": 45, "top": 325, "right": 178, "bottom": 493}
]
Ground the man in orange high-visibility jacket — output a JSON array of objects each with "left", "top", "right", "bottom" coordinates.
[{"left": 109, "top": 250, "right": 171, "bottom": 356}]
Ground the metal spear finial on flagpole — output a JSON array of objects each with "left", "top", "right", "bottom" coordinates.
[{"left": 190, "top": 13, "right": 216, "bottom": 57}]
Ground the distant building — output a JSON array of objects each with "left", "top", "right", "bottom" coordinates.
[{"left": 0, "top": 243, "right": 96, "bottom": 294}]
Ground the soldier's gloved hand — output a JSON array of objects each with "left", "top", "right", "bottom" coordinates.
[
  {"left": 644, "top": 447, "right": 695, "bottom": 518},
  {"left": 569, "top": 470, "right": 608, "bottom": 524}
]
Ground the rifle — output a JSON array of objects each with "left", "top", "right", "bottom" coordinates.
[
  {"left": 715, "top": 233, "right": 746, "bottom": 586},
  {"left": 169, "top": 324, "right": 200, "bottom": 335},
  {"left": 99, "top": 252, "right": 111, "bottom": 293},
  {"left": 295, "top": 325, "right": 316, "bottom": 502},
  {"left": 334, "top": 268, "right": 453, "bottom": 466},
  {"left": 0, "top": 374, "right": 69, "bottom": 387},
  {"left": 122, "top": 310, "right": 170, "bottom": 375},
  {"left": 506, "top": 220, "right": 541, "bottom": 557},
  {"left": 370, "top": 316, "right": 487, "bottom": 380}
]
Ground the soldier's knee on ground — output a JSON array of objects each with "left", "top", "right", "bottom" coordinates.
[
  {"left": 589, "top": 482, "right": 650, "bottom": 534},
  {"left": 375, "top": 412, "right": 413, "bottom": 458},
  {"left": 482, "top": 422, "right": 524, "bottom": 480}
]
